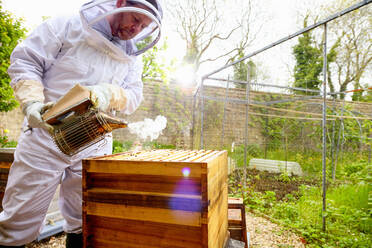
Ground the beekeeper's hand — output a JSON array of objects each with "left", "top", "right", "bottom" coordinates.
[
  {"left": 12, "top": 79, "right": 54, "bottom": 133},
  {"left": 23, "top": 101, "right": 55, "bottom": 133},
  {"left": 85, "top": 84, "right": 127, "bottom": 112}
]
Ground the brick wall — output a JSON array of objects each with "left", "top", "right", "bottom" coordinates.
[
  {"left": 0, "top": 108, "right": 23, "bottom": 142},
  {"left": 192, "top": 85, "right": 372, "bottom": 150},
  {"left": 1, "top": 82, "right": 371, "bottom": 151}
]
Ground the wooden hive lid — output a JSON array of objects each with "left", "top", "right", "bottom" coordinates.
[{"left": 93, "top": 149, "right": 225, "bottom": 162}]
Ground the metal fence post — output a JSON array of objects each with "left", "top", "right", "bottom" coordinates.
[
  {"left": 244, "top": 65, "right": 251, "bottom": 189},
  {"left": 322, "top": 23, "right": 328, "bottom": 232}
]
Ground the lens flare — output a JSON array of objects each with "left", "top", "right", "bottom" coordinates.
[
  {"left": 168, "top": 178, "right": 201, "bottom": 212},
  {"left": 182, "top": 167, "right": 190, "bottom": 177}
]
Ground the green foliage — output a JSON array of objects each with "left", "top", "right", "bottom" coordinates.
[
  {"left": 0, "top": 132, "right": 8, "bottom": 147},
  {"left": 292, "top": 24, "right": 323, "bottom": 94},
  {"left": 278, "top": 170, "right": 293, "bottom": 183},
  {"left": 251, "top": 94, "right": 304, "bottom": 151},
  {"left": 0, "top": 1, "right": 27, "bottom": 112},
  {"left": 235, "top": 180, "right": 372, "bottom": 247},
  {"left": 0, "top": 127, "right": 17, "bottom": 148},
  {"left": 2, "top": 140, "right": 17, "bottom": 148},
  {"left": 247, "top": 94, "right": 370, "bottom": 179},
  {"left": 292, "top": 16, "right": 340, "bottom": 96},
  {"left": 141, "top": 37, "right": 175, "bottom": 83},
  {"left": 232, "top": 50, "right": 257, "bottom": 88},
  {"left": 229, "top": 142, "right": 369, "bottom": 179},
  {"left": 228, "top": 144, "right": 263, "bottom": 167},
  {"left": 343, "top": 161, "right": 366, "bottom": 177},
  {"left": 143, "top": 141, "right": 176, "bottom": 150},
  {"left": 112, "top": 140, "right": 133, "bottom": 154},
  {"left": 205, "top": 100, "right": 224, "bottom": 129},
  {"left": 112, "top": 140, "right": 176, "bottom": 153}
]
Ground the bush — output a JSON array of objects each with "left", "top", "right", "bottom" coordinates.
[
  {"left": 343, "top": 161, "right": 366, "bottom": 177},
  {"left": 143, "top": 141, "right": 175, "bottom": 149},
  {"left": 112, "top": 140, "right": 133, "bottom": 154},
  {"left": 228, "top": 144, "right": 263, "bottom": 167}
]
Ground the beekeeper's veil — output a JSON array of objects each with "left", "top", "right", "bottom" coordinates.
[{"left": 80, "top": 0, "right": 162, "bottom": 58}]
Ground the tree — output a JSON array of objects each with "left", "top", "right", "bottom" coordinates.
[
  {"left": 320, "top": 0, "right": 371, "bottom": 100},
  {"left": 292, "top": 17, "right": 339, "bottom": 96},
  {"left": 140, "top": 37, "right": 175, "bottom": 83},
  {"left": 0, "top": 0, "right": 27, "bottom": 112},
  {"left": 232, "top": 50, "right": 256, "bottom": 88},
  {"left": 165, "top": 0, "right": 260, "bottom": 75},
  {"left": 292, "top": 18, "right": 323, "bottom": 94}
]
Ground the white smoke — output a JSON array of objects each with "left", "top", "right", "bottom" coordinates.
[{"left": 128, "top": 115, "right": 167, "bottom": 141}]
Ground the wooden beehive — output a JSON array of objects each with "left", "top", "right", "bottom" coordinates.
[
  {"left": 0, "top": 162, "right": 11, "bottom": 212},
  {"left": 82, "top": 149, "right": 228, "bottom": 248},
  {"left": 0, "top": 148, "right": 14, "bottom": 212}
]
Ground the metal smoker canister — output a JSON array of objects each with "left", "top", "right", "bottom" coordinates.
[{"left": 52, "top": 110, "right": 127, "bottom": 156}]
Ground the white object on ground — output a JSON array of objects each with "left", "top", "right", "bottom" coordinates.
[{"left": 248, "top": 158, "right": 303, "bottom": 176}]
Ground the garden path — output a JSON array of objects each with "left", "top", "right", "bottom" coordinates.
[{"left": 246, "top": 212, "right": 306, "bottom": 248}]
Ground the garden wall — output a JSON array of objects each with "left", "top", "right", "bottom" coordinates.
[{"left": 1, "top": 81, "right": 371, "bottom": 151}]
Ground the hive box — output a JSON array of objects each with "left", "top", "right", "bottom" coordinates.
[
  {"left": 0, "top": 148, "right": 14, "bottom": 211},
  {"left": 82, "top": 149, "right": 228, "bottom": 248},
  {"left": 0, "top": 163, "right": 11, "bottom": 212}
]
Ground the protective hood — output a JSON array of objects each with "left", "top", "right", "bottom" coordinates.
[{"left": 80, "top": 0, "right": 162, "bottom": 58}]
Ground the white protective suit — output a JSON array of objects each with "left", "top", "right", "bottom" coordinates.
[{"left": 0, "top": 0, "right": 162, "bottom": 245}]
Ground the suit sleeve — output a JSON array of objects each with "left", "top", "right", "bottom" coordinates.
[
  {"left": 120, "top": 55, "right": 144, "bottom": 115},
  {"left": 7, "top": 17, "right": 67, "bottom": 88}
]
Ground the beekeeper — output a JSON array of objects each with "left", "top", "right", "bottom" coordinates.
[{"left": 0, "top": 0, "right": 162, "bottom": 247}]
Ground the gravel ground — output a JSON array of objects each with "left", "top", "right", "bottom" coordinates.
[
  {"left": 246, "top": 212, "right": 306, "bottom": 248},
  {"left": 27, "top": 212, "right": 306, "bottom": 248},
  {"left": 26, "top": 233, "right": 65, "bottom": 248}
]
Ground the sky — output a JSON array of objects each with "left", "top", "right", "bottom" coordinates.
[{"left": 1, "top": 0, "right": 338, "bottom": 90}]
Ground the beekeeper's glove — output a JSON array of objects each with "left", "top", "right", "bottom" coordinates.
[
  {"left": 85, "top": 83, "right": 127, "bottom": 112},
  {"left": 13, "top": 79, "right": 55, "bottom": 133},
  {"left": 23, "top": 101, "right": 55, "bottom": 133}
]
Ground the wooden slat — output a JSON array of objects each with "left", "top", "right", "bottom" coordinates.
[
  {"left": 122, "top": 150, "right": 170, "bottom": 160},
  {"left": 207, "top": 151, "right": 228, "bottom": 210},
  {"left": 200, "top": 173, "right": 208, "bottom": 247},
  {"left": 87, "top": 216, "right": 202, "bottom": 242},
  {"left": 0, "top": 166, "right": 9, "bottom": 211},
  {"left": 82, "top": 160, "right": 88, "bottom": 248},
  {"left": 86, "top": 202, "right": 201, "bottom": 227},
  {"left": 0, "top": 162, "right": 11, "bottom": 169},
  {"left": 88, "top": 227, "right": 202, "bottom": 248},
  {"left": 92, "top": 150, "right": 218, "bottom": 163},
  {"left": 87, "top": 239, "right": 155, "bottom": 248},
  {"left": 85, "top": 160, "right": 205, "bottom": 177},
  {"left": 86, "top": 216, "right": 202, "bottom": 248},
  {"left": 86, "top": 173, "right": 202, "bottom": 195},
  {"left": 85, "top": 188, "right": 205, "bottom": 212},
  {"left": 194, "top": 150, "right": 226, "bottom": 162},
  {"left": 208, "top": 186, "right": 228, "bottom": 248},
  {"left": 160, "top": 150, "right": 201, "bottom": 161},
  {"left": 182, "top": 150, "right": 215, "bottom": 162}
]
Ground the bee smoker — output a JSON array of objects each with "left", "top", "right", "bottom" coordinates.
[{"left": 42, "top": 84, "right": 127, "bottom": 156}]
